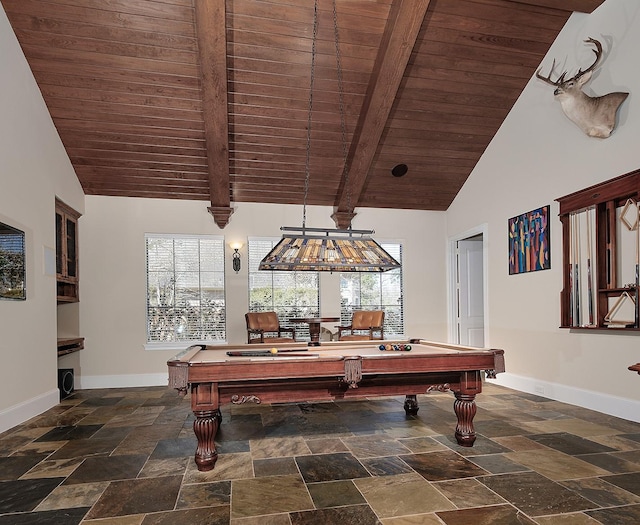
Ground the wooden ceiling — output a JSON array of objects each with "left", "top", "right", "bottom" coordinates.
[{"left": 2, "top": 0, "right": 604, "bottom": 227}]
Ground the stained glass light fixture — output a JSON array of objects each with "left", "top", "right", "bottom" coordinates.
[
  {"left": 260, "top": 226, "right": 399, "bottom": 272},
  {"left": 259, "top": 0, "right": 400, "bottom": 273}
]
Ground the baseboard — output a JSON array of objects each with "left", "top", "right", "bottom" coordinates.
[
  {"left": 77, "top": 373, "right": 168, "bottom": 390},
  {"left": 0, "top": 389, "right": 60, "bottom": 434},
  {"left": 491, "top": 373, "right": 640, "bottom": 424}
]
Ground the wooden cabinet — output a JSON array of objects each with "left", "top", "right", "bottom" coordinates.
[
  {"left": 55, "top": 199, "right": 81, "bottom": 303},
  {"left": 556, "top": 169, "right": 640, "bottom": 330}
]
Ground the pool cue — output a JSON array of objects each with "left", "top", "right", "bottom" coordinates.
[
  {"left": 226, "top": 351, "right": 317, "bottom": 357},
  {"left": 586, "top": 208, "right": 594, "bottom": 326},
  {"left": 636, "top": 202, "right": 639, "bottom": 328},
  {"left": 572, "top": 213, "right": 581, "bottom": 326},
  {"left": 268, "top": 348, "right": 309, "bottom": 353},
  {"left": 576, "top": 213, "right": 582, "bottom": 326},
  {"left": 569, "top": 213, "right": 574, "bottom": 327}
]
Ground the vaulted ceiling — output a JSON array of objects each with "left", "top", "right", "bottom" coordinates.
[{"left": 2, "top": 0, "right": 604, "bottom": 227}]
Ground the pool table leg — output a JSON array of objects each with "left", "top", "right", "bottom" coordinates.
[
  {"left": 453, "top": 392, "right": 477, "bottom": 447},
  {"left": 404, "top": 394, "right": 419, "bottom": 415},
  {"left": 193, "top": 409, "right": 221, "bottom": 471},
  {"left": 190, "top": 382, "right": 222, "bottom": 471}
]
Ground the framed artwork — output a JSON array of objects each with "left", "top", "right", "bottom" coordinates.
[
  {"left": 0, "top": 221, "right": 26, "bottom": 300},
  {"left": 509, "top": 205, "right": 550, "bottom": 275}
]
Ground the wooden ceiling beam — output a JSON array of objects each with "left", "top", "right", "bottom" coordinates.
[
  {"left": 332, "top": 0, "right": 432, "bottom": 229},
  {"left": 194, "top": 0, "right": 234, "bottom": 228}
]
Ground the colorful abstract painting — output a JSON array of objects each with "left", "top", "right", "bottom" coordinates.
[{"left": 509, "top": 205, "right": 550, "bottom": 275}]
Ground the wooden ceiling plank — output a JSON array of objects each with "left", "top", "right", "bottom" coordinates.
[
  {"left": 75, "top": 165, "right": 207, "bottom": 181},
  {"left": 435, "top": 0, "right": 566, "bottom": 30},
  {"left": 44, "top": 96, "right": 203, "bottom": 121},
  {"left": 20, "top": 44, "right": 200, "bottom": 77},
  {"left": 13, "top": 28, "right": 197, "bottom": 64},
  {"left": 38, "top": 84, "right": 203, "bottom": 112},
  {"left": 229, "top": 55, "right": 371, "bottom": 85},
  {"left": 504, "top": 0, "right": 604, "bottom": 13},
  {"left": 28, "top": 58, "right": 202, "bottom": 91},
  {"left": 48, "top": 106, "right": 205, "bottom": 131},
  {"left": 70, "top": 158, "right": 208, "bottom": 172},
  {"left": 35, "top": 76, "right": 201, "bottom": 103},
  {"left": 54, "top": 0, "right": 195, "bottom": 21},
  {"left": 425, "top": 12, "right": 560, "bottom": 44},
  {"left": 83, "top": 188, "right": 210, "bottom": 199},
  {"left": 66, "top": 149, "right": 208, "bottom": 167},
  {"left": 2, "top": 0, "right": 195, "bottom": 34},
  {"left": 229, "top": 11, "right": 386, "bottom": 48},
  {"left": 332, "top": 0, "right": 432, "bottom": 228},
  {"left": 7, "top": 12, "right": 197, "bottom": 51},
  {"left": 58, "top": 131, "right": 205, "bottom": 154},
  {"left": 54, "top": 119, "right": 205, "bottom": 141},
  {"left": 416, "top": 28, "right": 553, "bottom": 59},
  {"left": 195, "top": 0, "right": 233, "bottom": 227}
]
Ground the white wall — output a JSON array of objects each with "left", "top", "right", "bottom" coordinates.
[
  {"left": 78, "top": 197, "right": 448, "bottom": 388},
  {"left": 0, "top": 7, "right": 84, "bottom": 432},
  {"left": 447, "top": 0, "right": 640, "bottom": 421}
]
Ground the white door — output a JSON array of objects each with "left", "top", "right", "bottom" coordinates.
[{"left": 457, "top": 235, "right": 484, "bottom": 347}]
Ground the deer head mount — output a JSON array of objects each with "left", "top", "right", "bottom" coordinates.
[{"left": 536, "top": 38, "right": 628, "bottom": 138}]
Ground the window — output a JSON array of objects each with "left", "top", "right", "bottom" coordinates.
[
  {"left": 248, "top": 238, "right": 320, "bottom": 339},
  {"left": 146, "top": 234, "right": 225, "bottom": 345},
  {"left": 340, "top": 243, "right": 403, "bottom": 337}
]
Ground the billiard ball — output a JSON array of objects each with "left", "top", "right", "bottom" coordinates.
[
  {"left": 379, "top": 344, "right": 386, "bottom": 351},
  {"left": 270, "top": 347, "right": 278, "bottom": 354},
  {"left": 405, "top": 344, "right": 412, "bottom": 351}
]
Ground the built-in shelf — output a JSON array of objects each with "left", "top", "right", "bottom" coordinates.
[
  {"left": 556, "top": 169, "right": 640, "bottom": 331},
  {"left": 57, "top": 337, "right": 84, "bottom": 357}
]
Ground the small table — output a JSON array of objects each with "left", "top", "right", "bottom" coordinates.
[{"left": 290, "top": 317, "right": 340, "bottom": 344}]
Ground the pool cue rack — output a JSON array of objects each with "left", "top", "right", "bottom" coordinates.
[{"left": 556, "top": 168, "right": 640, "bottom": 330}]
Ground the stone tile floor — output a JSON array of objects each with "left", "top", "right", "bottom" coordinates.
[{"left": 0, "top": 383, "right": 639, "bottom": 524}]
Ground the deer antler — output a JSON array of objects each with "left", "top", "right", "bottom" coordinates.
[
  {"left": 535, "top": 38, "right": 603, "bottom": 86},
  {"left": 536, "top": 59, "right": 564, "bottom": 86},
  {"left": 573, "top": 37, "right": 602, "bottom": 80}
]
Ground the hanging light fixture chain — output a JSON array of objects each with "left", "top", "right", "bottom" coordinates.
[
  {"left": 303, "top": 0, "right": 319, "bottom": 231},
  {"left": 257, "top": 0, "right": 400, "bottom": 273},
  {"left": 332, "top": 0, "right": 352, "bottom": 222}
]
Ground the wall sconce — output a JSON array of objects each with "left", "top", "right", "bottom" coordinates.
[{"left": 230, "top": 242, "right": 243, "bottom": 273}]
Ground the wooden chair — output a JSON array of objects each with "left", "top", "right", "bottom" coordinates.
[
  {"left": 336, "top": 310, "right": 385, "bottom": 341},
  {"left": 245, "top": 312, "right": 296, "bottom": 344}
]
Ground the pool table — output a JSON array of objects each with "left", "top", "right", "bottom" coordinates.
[{"left": 168, "top": 339, "right": 505, "bottom": 471}]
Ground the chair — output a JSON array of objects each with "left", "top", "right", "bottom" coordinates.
[
  {"left": 245, "top": 312, "right": 296, "bottom": 344},
  {"left": 336, "top": 310, "right": 385, "bottom": 341}
]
